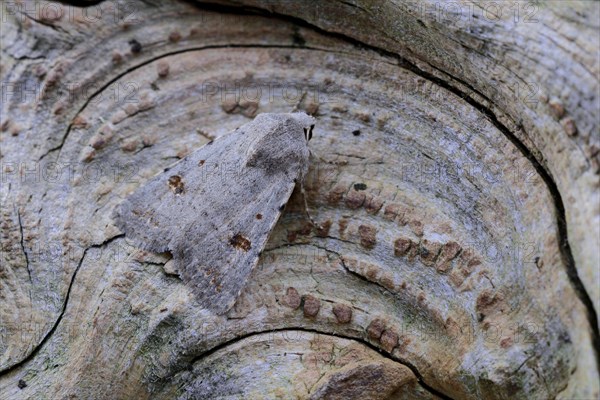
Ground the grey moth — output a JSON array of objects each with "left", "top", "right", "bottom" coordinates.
[{"left": 113, "top": 113, "right": 315, "bottom": 314}]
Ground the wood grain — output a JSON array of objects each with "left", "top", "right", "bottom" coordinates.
[{"left": 0, "top": 1, "right": 597, "bottom": 398}]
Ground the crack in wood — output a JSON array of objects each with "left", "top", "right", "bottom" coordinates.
[
  {"left": 37, "top": 43, "right": 330, "bottom": 163},
  {"left": 177, "top": 327, "right": 454, "bottom": 400},
  {"left": 189, "top": 0, "right": 600, "bottom": 372},
  {"left": 16, "top": 208, "right": 32, "bottom": 289},
  {"left": 0, "top": 233, "right": 125, "bottom": 377}
]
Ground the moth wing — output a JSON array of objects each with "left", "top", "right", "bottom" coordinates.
[
  {"left": 113, "top": 130, "right": 242, "bottom": 253},
  {"left": 114, "top": 117, "right": 305, "bottom": 315},
  {"left": 175, "top": 174, "right": 297, "bottom": 315}
]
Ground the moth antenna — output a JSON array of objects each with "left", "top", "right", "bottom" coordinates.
[
  {"left": 308, "top": 148, "right": 328, "bottom": 164},
  {"left": 300, "top": 179, "right": 320, "bottom": 230},
  {"left": 291, "top": 91, "right": 307, "bottom": 112},
  {"left": 310, "top": 150, "right": 352, "bottom": 167}
]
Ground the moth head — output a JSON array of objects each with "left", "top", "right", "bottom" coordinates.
[{"left": 289, "top": 112, "right": 316, "bottom": 143}]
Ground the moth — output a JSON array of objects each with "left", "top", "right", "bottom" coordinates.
[{"left": 113, "top": 113, "right": 315, "bottom": 315}]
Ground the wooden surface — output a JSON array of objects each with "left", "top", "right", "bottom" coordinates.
[{"left": 0, "top": 1, "right": 598, "bottom": 398}]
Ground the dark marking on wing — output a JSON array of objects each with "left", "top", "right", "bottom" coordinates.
[
  {"left": 229, "top": 233, "right": 251, "bottom": 251},
  {"left": 168, "top": 175, "right": 184, "bottom": 194}
]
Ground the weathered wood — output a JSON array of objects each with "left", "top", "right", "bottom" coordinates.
[{"left": 0, "top": 1, "right": 598, "bottom": 398}]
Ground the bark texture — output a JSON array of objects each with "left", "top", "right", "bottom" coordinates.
[{"left": 0, "top": 1, "right": 598, "bottom": 399}]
